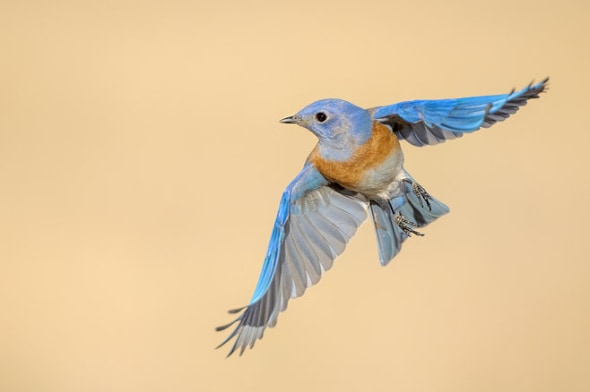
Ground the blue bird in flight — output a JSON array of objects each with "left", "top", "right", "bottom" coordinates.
[{"left": 217, "top": 78, "right": 548, "bottom": 356}]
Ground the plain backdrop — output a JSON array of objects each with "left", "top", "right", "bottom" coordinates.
[{"left": 1, "top": 1, "right": 589, "bottom": 391}]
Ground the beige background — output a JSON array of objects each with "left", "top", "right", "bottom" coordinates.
[{"left": 1, "top": 0, "right": 589, "bottom": 391}]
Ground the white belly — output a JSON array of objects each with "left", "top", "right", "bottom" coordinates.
[{"left": 354, "top": 148, "right": 405, "bottom": 199}]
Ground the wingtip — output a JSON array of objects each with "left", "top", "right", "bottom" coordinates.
[
  {"left": 532, "top": 76, "right": 550, "bottom": 93},
  {"left": 216, "top": 326, "right": 240, "bottom": 351},
  {"left": 540, "top": 76, "right": 550, "bottom": 92},
  {"left": 226, "top": 341, "right": 239, "bottom": 357},
  {"left": 215, "top": 317, "right": 240, "bottom": 332},
  {"left": 228, "top": 306, "right": 246, "bottom": 314}
]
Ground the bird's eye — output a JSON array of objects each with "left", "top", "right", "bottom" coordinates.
[{"left": 315, "top": 112, "right": 327, "bottom": 123}]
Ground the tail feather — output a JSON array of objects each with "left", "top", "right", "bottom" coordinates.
[
  {"left": 370, "top": 179, "right": 449, "bottom": 266},
  {"left": 369, "top": 201, "right": 406, "bottom": 265},
  {"left": 397, "top": 185, "right": 449, "bottom": 228}
]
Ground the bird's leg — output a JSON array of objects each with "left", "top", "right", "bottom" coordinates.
[
  {"left": 402, "top": 179, "right": 432, "bottom": 211},
  {"left": 393, "top": 211, "right": 424, "bottom": 237}
]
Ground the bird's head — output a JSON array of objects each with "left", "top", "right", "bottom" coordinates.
[{"left": 280, "top": 99, "right": 372, "bottom": 144}]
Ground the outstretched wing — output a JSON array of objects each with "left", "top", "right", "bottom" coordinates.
[
  {"left": 372, "top": 78, "right": 548, "bottom": 147},
  {"left": 217, "top": 164, "right": 368, "bottom": 356}
]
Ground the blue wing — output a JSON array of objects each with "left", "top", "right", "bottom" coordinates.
[
  {"left": 372, "top": 78, "right": 548, "bottom": 146},
  {"left": 216, "top": 164, "right": 368, "bottom": 356}
]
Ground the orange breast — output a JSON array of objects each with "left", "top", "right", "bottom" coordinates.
[{"left": 309, "top": 122, "right": 400, "bottom": 190}]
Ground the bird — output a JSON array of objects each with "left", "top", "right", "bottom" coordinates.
[{"left": 216, "top": 78, "right": 549, "bottom": 356}]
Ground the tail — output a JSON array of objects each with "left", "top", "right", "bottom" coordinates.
[{"left": 369, "top": 176, "right": 449, "bottom": 266}]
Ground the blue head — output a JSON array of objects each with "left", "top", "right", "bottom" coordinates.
[{"left": 280, "top": 99, "right": 372, "bottom": 145}]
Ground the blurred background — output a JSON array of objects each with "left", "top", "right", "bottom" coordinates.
[{"left": 1, "top": 0, "right": 589, "bottom": 391}]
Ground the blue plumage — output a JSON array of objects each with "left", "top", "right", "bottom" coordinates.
[
  {"left": 217, "top": 78, "right": 548, "bottom": 356},
  {"left": 373, "top": 78, "right": 547, "bottom": 145}
]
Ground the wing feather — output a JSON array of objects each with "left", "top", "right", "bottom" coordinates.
[
  {"left": 373, "top": 78, "right": 548, "bottom": 146},
  {"left": 217, "top": 166, "right": 368, "bottom": 356}
]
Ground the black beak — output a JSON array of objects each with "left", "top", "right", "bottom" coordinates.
[{"left": 279, "top": 115, "right": 299, "bottom": 124}]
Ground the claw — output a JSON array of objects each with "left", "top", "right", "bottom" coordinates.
[
  {"left": 394, "top": 211, "right": 424, "bottom": 237},
  {"left": 403, "top": 179, "right": 432, "bottom": 210},
  {"left": 413, "top": 182, "right": 432, "bottom": 210}
]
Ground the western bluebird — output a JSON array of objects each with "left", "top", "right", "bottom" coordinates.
[{"left": 217, "top": 78, "right": 548, "bottom": 356}]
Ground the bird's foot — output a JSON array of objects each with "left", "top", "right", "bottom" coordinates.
[
  {"left": 394, "top": 211, "right": 424, "bottom": 237},
  {"left": 403, "top": 179, "right": 432, "bottom": 211}
]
